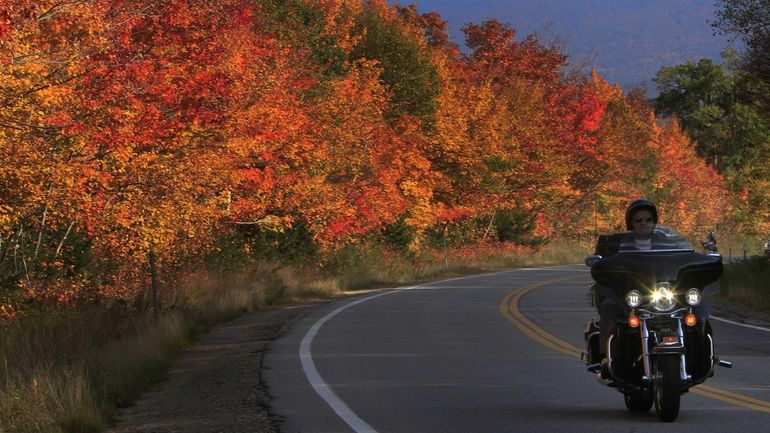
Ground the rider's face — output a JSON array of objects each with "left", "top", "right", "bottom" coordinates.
[{"left": 632, "top": 209, "right": 655, "bottom": 239}]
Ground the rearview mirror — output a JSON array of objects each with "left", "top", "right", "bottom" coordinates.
[{"left": 585, "top": 255, "right": 602, "bottom": 267}]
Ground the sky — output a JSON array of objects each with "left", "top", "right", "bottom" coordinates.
[{"left": 398, "top": 0, "right": 735, "bottom": 94}]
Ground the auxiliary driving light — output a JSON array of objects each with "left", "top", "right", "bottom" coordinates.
[
  {"left": 625, "top": 290, "right": 642, "bottom": 308},
  {"left": 686, "top": 288, "right": 702, "bottom": 306}
]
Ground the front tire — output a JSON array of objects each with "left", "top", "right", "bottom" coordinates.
[{"left": 654, "top": 356, "right": 681, "bottom": 422}]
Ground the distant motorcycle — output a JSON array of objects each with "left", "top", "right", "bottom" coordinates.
[
  {"left": 701, "top": 232, "right": 718, "bottom": 254},
  {"left": 583, "top": 226, "right": 732, "bottom": 422},
  {"left": 701, "top": 239, "right": 718, "bottom": 254}
]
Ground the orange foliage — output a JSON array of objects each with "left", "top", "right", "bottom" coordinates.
[
  {"left": 649, "top": 119, "right": 729, "bottom": 237},
  {"left": 0, "top": 1, "right": 737, "bottom": 316}
]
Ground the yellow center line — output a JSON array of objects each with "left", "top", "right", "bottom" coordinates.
[
  {"left": 499, "top": 277, "right": 583, "bottom": 358},
  {"left": 499, "top": 278, "right": 770, "bottom": 414}
]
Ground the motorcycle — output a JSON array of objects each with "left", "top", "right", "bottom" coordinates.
[
  {"left": 582, "top": 226, "right": 732, "bottom": 422},
  {"left": 701, "top": 239, "right": 718, "bottom": 254}
]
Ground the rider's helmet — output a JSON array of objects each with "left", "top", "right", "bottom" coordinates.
[{"left": 625, "top": 199, "right": 658, "bottom": 230}]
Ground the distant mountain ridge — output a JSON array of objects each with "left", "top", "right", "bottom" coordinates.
[{"left": 407, "top": 0, "right": 733, "bottom": 93}]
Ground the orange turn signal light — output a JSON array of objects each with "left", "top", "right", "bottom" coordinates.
[
  {"left": 628, "top": 315, "right": 640, "bottom": 328},
  {"left": 685, "top": 313, "right": 697, "bottom": 327}
]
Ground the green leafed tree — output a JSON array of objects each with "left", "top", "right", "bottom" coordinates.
[
  {"left": 653, "top": 58, "right": 733, "bottom": 166},
  {"left": 350, "top": 1, "right": 440, "bottom": 123},
  {"left": 713, "top": 0, "right": 770, "bottom": 92},
  {"left": 709, "top": 1, "right": 770, "bottom": 235}
]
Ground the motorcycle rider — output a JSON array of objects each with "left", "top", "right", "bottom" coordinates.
[
  {"left": 702, "top": 231, "right": 717, "bottom": 253},
  {"left": 591, "top": 199, "right": 710, "bottom": 366}
]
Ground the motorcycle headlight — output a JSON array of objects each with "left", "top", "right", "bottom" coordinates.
[
  {"left": 651, "top": 283, "right": 676, "bottom": 312},
  {"left": 686, "top": 288, "right": 702, "bottom": 306},
  {"left": 625, "top": 290, "right": 642, "bottom": 307}
]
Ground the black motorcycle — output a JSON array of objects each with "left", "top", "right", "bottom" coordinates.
[
  {"left": 583, "top": 226, "right": 732, "bottom": 422},
  {"left": 701, "top": 240, "right": 718, "bottom": 254}
]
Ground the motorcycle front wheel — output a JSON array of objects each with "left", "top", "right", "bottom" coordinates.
[{"left": 654, "top": 356, "right": 681, "bottom": 422}]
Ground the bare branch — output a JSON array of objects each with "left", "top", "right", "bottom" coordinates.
[
  {"left": 19, "top": 68, "right": 90, "bottom": 99},
  {"left": 13, "top": 225, "right": 23, "bottom": 276},
  {"left": 481, "top": 208, "right": 497, "bottom": 240},
  {"left": 21, "top": 250, "right": 30, "bottom": 286},
  {"left": 11, "top": 50, "right": 70, "bottom": 65},
  {"left": 33, "top": 201, "right": 49, "bottom": 262},
  {"left": 54, "top": 220, "right": 76, "bottom": 260},
  {"left": 38, "top": 1, "right": 94, "bottom": 22},
  {"left": 115, "top": 3, "right": 159, "bottom": 27}
]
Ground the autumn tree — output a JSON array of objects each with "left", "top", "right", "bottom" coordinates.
[
  {"left": 453, "top": 19, "right": 597, "bottom": 241},
  {"left": 0, "top": 0, "right": 312, "bottom": 309},
  {"left": 0, "top": 0, "right": 747, "bottom": 318},
  {"left": 648, "top": 119, "right": 730, "bottom": 237},
  {"left": 0, "top": 1, "right": 107, "bottom": 308}
]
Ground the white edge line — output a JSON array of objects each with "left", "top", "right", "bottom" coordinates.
[
  {"left": 711, "top": 315, "right": 770, "bottom": 333},
  {"left": 298, "top": 264, "right": 587, "bottom": 432},
  {"left": 299, "top": 289, "right": 404, "bottom": 433}
]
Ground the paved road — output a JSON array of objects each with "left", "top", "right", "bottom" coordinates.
[{"left": 264, "top": 265, "right": 770, "bottom": 432}]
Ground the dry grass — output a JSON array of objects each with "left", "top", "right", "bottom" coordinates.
[
  {"left": 1, "top": 313, "right": 111, "bottom": 433},
  {"left": 0, "top": 261, "right": 349, "bottom": 433},
  {"left": 1, "top": 364, "right": 104, "bottom": 433}
]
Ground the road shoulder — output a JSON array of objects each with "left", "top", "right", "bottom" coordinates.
[{"left": 107, "top": 304, "right": 316, "bottom": 433}]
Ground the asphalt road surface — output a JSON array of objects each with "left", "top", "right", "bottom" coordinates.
[{"left": 264, "top": 265, "right": 770, "bottom": 432}]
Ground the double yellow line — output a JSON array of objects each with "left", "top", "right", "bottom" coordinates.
[
  {"left": 499, "top": 278, "right": 770, "bottom": 414},
  {"left": 499, "top": 277, "right": 583, "bottom": 358},
  {"left": 692, "top": 385, "right": 770, "bottom": 413}
]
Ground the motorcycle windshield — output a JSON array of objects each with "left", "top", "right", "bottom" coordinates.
[
  {"left": 592, "top": 226, "right": 722, "bottom": 294},
  {"left": 617, "top": 225, "right": 693, "bottom": 252}
]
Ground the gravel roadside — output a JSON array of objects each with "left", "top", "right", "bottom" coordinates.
[{"left": 107, "top": 302, "right": 321, "bottom": 433}]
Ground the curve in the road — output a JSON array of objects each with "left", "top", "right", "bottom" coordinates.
[
  {"left": 297, "top": 268, "right": 534, "bottom": 433},
  {"left": 499, "top": 279, "right": 770, "bottom": 415},
  {"left": 297, "top": 267, "right": 568, "bottom": 433}
]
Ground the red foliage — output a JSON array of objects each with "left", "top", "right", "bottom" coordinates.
[
  {"left": 0, "top": 0, "right": 735, "bottom": 316},
  {"left": 463, "top": 19, "right": 567, "bottom": 86}
]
